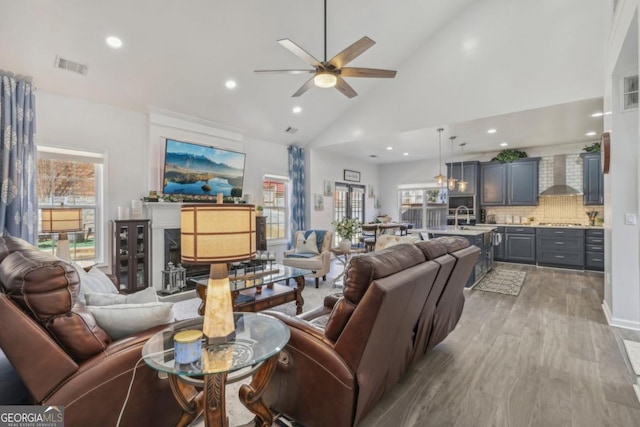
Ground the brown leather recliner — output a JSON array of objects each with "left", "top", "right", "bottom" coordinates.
[
  {"left": 0, "top": 236, "right": 185, "bottom": 427},
  {"left": 262, "top": 237, "right": 481, "bottom": 427}
]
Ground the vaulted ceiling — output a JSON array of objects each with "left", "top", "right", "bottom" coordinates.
[{"left": 1, "top": 0, "right": 606, "bottom": 162}]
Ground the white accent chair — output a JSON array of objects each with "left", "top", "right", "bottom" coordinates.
[
  {"left": 283, "top": 230, "right": 334, "bottom": 288},
  {"left": 374, "top": 234, "right": 420, "bottom": 251}
]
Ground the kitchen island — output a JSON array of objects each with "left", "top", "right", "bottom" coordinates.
[{"left": 412, "top": 226, "right": 497, "bottom": 288}]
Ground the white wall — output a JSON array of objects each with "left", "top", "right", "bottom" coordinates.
[
  {"left": 604, "top": 0, "right": 640, "bottom": 330},
  {"left": 308, "top": 149, "right": 380, "bottom": 230},
  {"left": 37, "top": 91, "right": 148, "bottom": 265},
  {"left": 36, "top": 92, "right": 292, "bottom": 272}
]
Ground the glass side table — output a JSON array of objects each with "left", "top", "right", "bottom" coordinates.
[{"left": 142, "top": 313, "right": 290, "bottom": 427}]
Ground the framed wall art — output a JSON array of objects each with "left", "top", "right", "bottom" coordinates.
[
  {"left": 344, "top": 169, "right": 360, "bottom": 182},
  {"left": 314, "top": 194, "right": 324, "bottom": 211},
  {"left": 323, "top": 180, "right": 334, "bottom": 197}
]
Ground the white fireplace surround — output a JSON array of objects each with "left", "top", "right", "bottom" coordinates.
[{"left": 144, "top": 202, "right": 184, "bottom": 290}]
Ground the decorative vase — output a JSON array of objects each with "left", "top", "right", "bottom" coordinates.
[{"left": 339, "top": 238, "right": 352, "bottom": 251}]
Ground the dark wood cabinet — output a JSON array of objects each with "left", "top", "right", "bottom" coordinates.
[
  {"left": 536, "top": 228, "right": 584, "bottom": 269},
  {"left": 446, "top": 161, "right": 480, "bottom": 196},
  {"left": 480, "top": 163, "right": 507, "bottom": 205},
  {"left": 504, "top": 227, "right": 536, "bottom": 264},
  {"left": 112, "top": 219, "right": 150, "bottom": 293},
  {"left": 581, "top": 153, "right": 604, "bottom": 205},
  {"left": 256, "top": 216, "right": 267, "bottom": 251},
  {"left": 480, "top": 158, "right": 539, "bottom": 206},
  {"left": 585, "top": 228, "right": 604, "bottom": 271}
]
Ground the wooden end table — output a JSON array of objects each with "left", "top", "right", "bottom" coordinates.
[{"left": 142, "top": 313, "right": 290, "bottom": 427}]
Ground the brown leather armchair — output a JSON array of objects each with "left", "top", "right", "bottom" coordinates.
[
  {"left": 262, "top": 237, "right": 479, "bottom": 427},
  {"left": 0, "top": 236, "right": 185, "bottom": 427}
]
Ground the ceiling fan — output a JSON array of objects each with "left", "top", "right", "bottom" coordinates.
[{"left": 254, "top": 0, "right": 397, "bottom": 98}]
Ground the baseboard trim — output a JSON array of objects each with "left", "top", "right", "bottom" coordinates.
[{"left": 602, "top": 301, "right": 613, "bottom": 325}]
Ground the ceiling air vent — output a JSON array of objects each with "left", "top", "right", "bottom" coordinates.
[
  {"left": 54, "top": 56, "right": 88, "bottom": 76},
  {"left": 285, "top": 127, "right": 298, "bottom": 134},
  {"left": 623, "top": 74, "right": 638, "bottom": 111}
]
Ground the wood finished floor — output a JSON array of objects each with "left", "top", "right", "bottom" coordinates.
[{"left": 359, "top": 264, "right": 640, "bottom": 427}]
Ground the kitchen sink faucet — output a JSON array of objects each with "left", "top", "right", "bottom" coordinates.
[{"left": 454, "top": 206, "right": 470, "bottom": 230}]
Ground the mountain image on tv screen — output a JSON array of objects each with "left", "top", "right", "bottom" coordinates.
[{"left": 162, "top": 139, "right": 245, "bottom": 197}]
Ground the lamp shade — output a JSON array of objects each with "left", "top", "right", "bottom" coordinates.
[
  {"left": 41, "top": 208, "right": 83, "bottom": 233},
  {"left": 180, "top": 204, "right": 256, "bottom": 264}
]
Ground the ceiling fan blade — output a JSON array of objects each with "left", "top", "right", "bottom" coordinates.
[
  {"left": 328, "top": 36, "right": 375, "bottom": 69},
  {"left": 340, "top": 67, "right": 397, "bottom": 78},
  {"left": 254, "top": 69, "right": 316, "bottom": 75},
  {"left": 334, "top": 76, "right": 357, "bottom": 98},
  {"left": 292, "top": 77, "right": 316, "bottom": 97},
  {"left": 278, "top": 39, "right": 323, "bottom": 68}
]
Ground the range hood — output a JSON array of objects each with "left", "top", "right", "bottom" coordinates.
[{"left": 539, "top": 155, "right": 582, "bottom": 196}]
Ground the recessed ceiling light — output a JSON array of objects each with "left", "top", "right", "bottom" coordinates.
[
  {"left": 500, "top": 142, "right": 508, "bottom": 147},
  {"left": 487, "top": 129, "right": 497, "bottom": 134},
  {"left": 225, "top": 80, "right": 237, "bottom": 89},
  {"left": 106, "top": 36, "right": 122, "bottom": 49},
  {"left": 386, "top": 146, "right": 393, "bottom": 151},
  {"left": 605, "top": 111, "right": 612, "bottom": 115},
  {"left": 585, "top": 131, "right": 597, "bottom": 136},
  {"left": 292, "top": 106, "right": 302, "bottom": 114},
  {"left": 591, "top": 112, "right": 604, "bottom": 117},
  {"left": 403, "top": 152, "right": 409, "bottom": 156}
]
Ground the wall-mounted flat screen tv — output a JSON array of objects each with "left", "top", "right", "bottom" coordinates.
[{"left": 162, "top": 139, "right": 246, "bottom": 197}]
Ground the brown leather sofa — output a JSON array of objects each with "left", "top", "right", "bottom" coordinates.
[
  {"left": 0, "top": 236, "right": 185, "bottom": 427},
  {"left": 262, "top": 236, "right": 479, "bottom": 427}
]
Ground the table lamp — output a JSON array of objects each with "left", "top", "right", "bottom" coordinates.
[
  {"left": 181, "top": 200, "right": 256, "bottom": 344},
  {"left": 40, "top": 207, "right": 83, "bottom": 262}
]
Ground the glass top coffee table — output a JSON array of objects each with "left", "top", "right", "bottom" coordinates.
[
  {"left": 142, "top": 313, "right": 290, "bottom": 427},
  {"left": 192, "top": 263, "right": 310, "bottom": 315}
]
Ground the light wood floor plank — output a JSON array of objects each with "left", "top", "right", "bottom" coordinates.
[{"left": 359, "top": 268, "right": 640, "bottom": 427}]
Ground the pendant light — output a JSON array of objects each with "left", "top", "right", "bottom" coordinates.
[
  {"left": 457, "top": 142, "right": 468, "bottom": 192},
  {"left": 447, "top": 136, "right": 457, "bottom": 191},
  {"left": 433, "top": 128, "right": 445, "bottom": 186}
]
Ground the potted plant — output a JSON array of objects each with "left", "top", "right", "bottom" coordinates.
[
  {"left": 256, "top": 205, "right": 264, "bottom": 216},
  {"left": 332, "top": 218, "right": 361, "bottom": 251},
  {"left": 491, "top": 149, "right": 528, "bottom": 163}
]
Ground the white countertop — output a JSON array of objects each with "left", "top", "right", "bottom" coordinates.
[
  {"left": 481, "top": 223, "right": 604, "bottom": 230},
  {"left": 412, "top": 226, "right": 497, "bottom": 236}
]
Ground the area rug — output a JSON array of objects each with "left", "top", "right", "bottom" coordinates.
[{"left": 473, "top": 268, "right": 527, "bottom": 296}]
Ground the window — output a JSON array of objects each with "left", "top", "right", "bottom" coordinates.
[
  {"left": 37, "top": 146, "right": 104, "bottom": 263},
  {"left": 398, "top": 185, "right": 447, "bottom": 229},
  {"left": 262, "top": 175, "right": 289, "bottom": 240}
]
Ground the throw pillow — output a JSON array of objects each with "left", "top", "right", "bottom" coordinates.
[
  {"left": 85, "top": 286, "right": 158, "bottom": 306},
  {"left": 295, "top": 232, "right": 320, "bottom": 255},
  {"left": 80, "top": 267, "right": 119, "bottom": 294},
  {"left": 87, "top": 302, "right": 174, "bottom": 340}
]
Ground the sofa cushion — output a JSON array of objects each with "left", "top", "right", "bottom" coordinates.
[
  {"left": 87, "top": 302, "right": 174, "bottom": 340},
  {"left": 437, "top": 236, "right": 471, "bottom": 253},
  {"left": 374, "top": 235, "right": 419, "bottom": 251},
  {"left": 85, "top": 286, "right": 158, "bottom": 306},
  {"left": 324, "top": 298, "right": 356, "bottom": 341},
  {"left": 415, "top": 239, "right": 448, "bottom": 260},
  {"left": 0, "top": 236, "right": 37, "bottom": 264},
  {"left": 0, "top": 250, "right": 111, "bottom": 361},
  {"left": 342, "top": 243, "right": 425, "bottom": 304}
]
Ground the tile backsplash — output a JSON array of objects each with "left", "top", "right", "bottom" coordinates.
[
  {"left": 482, "top": 154, "right": 603, "bottom": 225},
  {"left": 484, "top": 196, "right": 603, "bottom": 225}
]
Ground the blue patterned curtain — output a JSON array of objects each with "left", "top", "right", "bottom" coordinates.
[
  {"left": 288, "top": 145, "right": 305, "bottom": 240},
  {"left": 0, "top": 73, "right": 37, "bottom": 244}
]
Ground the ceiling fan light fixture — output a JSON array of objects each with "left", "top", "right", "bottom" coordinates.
[{"left": 314, "top": 72, "right": 337, "bottom": 88}]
